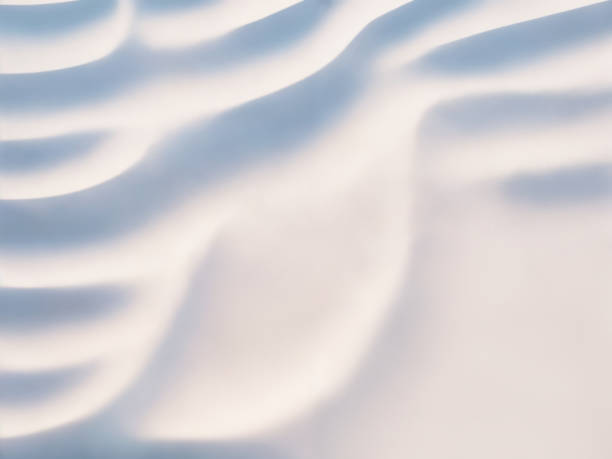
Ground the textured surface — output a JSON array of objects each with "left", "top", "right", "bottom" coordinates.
[{"left": 1, "top": 1, "right": 612, "bottom": 457}]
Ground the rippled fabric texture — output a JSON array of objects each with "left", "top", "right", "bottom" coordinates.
[{"left": 1, "top": 1, "right": 611, "bottom": 458}]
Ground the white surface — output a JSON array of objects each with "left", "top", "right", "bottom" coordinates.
[{"left": 1, "top": 0, "right": 611, "bottom": 457}]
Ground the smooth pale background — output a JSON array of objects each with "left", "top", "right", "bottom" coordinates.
[{"left": 1, "top": 0, "right": 611, "bottom": 458}]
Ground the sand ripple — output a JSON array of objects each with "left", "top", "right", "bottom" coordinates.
[{"left": 1, "top": 1, "right": 611, "bottom": 457}]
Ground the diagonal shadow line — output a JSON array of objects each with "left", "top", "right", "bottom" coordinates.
[
  {"left": 415, "top": 0, "right": 612, "bottom": 74},
  {"left": 0, "top": 283, "right": 133, "bottom": 332},
  {"left": 0, "top": 0, "right": 117, "bottom": 38}
]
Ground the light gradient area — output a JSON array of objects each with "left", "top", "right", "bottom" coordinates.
[{"left": 1, "top": 1, "right": 611, "bottom": 458}]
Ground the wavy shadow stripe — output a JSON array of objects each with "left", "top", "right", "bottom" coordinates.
[
  {"left": 0, "top": 132, "right": 106, "bottom": 173},
  {"left": 341, "top": 0, "right": 475, "bottom": 61},
  {"left": 415, "top": 0, "right": 612, "bottom": 74},
  {"left": 502, "top": 163, "right": 612, "bottom": 205},
  {"left": 1, "top": 432, "right": 292, "bottom": 459},
  {"left": 0, "top": 0, "right": 117, "bottom": 37},
  {"left": 137, "top": 0, "right": 219, "bottom": 14},
  {"left": 417, "top": 90, "right": 612, "bottom": 143},
  {"left": 0, "top": 364, "right": 94, "bottom": 406},
  {"left": 0, "top": 284, "right": 132, "bottom": 332}
]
